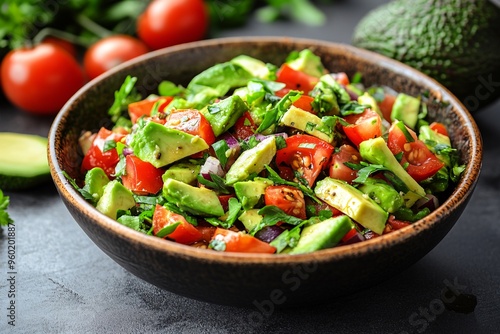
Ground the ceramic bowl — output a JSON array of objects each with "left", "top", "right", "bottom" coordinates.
[{"left": 48, "top": 37, "right": 482, "bottom": 307}]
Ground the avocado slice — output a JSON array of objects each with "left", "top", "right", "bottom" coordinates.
[
  {"left": 82, "top": 167, "right": 110, "bottom": 203},
  {"left": 390, "top": 93, "right": 420, "bottom": 129},
  {"left": 359, "top": 137, "right": 426, "bottom": 207},
  {"left": 358, "top": 177, "right": 404, "bottom": 213},
  {"left": 238, "top": 209, "right": 264, "bottom": 232},
  {"left": 225, "top": 136, "right": 277, "bottom": 185},
  {"left": 234, "top": 177, "right": 273, "bottom": 210},
  {"left": 230, "top": 55, "right": 274, "bottom": 80},
  {"left": 163, "top": 178, "right": 224, "bottom": 217},
  {"left": 163, "top": 162, "right": 201, "bottom": 185},
  {"left": 289, "top": 215, "right": 354, "bottom": 254},
  {"left": 279, "top": 105, "right": 335, "bottom": 143},
  {"left": 200, "top": 95, "right": 248, "bottom": 137},
  {"left": 358, "top": 92, "right": 383, "bottom": 118},
  {"left": 0, "top": 132, "right": 50, "bottom": 190},
  {"left": 96, "top": 180, "right": 136, "bottom": 219},
  {"left": 129, "top": 121, "right": 209, "bottom": 168},
  {"left": 286, "top": 49, "right": 326, "bottom": 78},
  {"left": 315, "top": 177, "right": 388, "bottom": 235}
]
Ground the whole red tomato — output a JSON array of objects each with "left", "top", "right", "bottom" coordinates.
[
  {"left": 1, "top": 43, "right": 85, "bottom": 115},
  {"left": 84, "top": 35, "right": 149, "bottom": 80},
  {"left": 137, "top": 0, "right": 208, "bottom": 50}
]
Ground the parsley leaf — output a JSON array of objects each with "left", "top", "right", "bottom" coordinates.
[
  {"left": 264, "top": 165, "right": 319, "bottom": 203},
  {"left": 212, "top": 140, "right": 230, "bottom": 169},
  {"left": 62, "top": 171, "right": 95, "bottom": 203},
  {"left": 257, "top": 90, "right": 300, "bottom": 132},
  {"left": 252, "top": 205, "right": 303, "bottom": 235},
  {"left": 205, "top": 197, "right": 242, "bottom": 229},
  {"left": 196, "top": 174, "right": 232, "bottom": 195},
  {"left": 108, "top": 76, "right": 141, "bottom": 127}
]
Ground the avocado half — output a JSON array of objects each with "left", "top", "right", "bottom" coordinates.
[{"left": 352, "top": 0, "right": 500, "bottom": 112}]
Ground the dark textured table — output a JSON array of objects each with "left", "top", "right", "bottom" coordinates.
[{"left": 1, "top": 1, "right": 499, "bottom": 333}]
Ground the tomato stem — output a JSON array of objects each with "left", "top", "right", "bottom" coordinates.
[
  {"left": 76, "top": 14, "right": 114, "bottom": 39},
  {"left": 32, "top": 27, "right": 90, "bottom": 47}
]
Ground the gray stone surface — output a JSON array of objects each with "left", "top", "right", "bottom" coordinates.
[{"left": 1, "top": 1, "right": 499, "bottom": 333}]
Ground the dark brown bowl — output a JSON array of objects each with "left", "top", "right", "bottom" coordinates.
[{"left": 48, "top": 37, "right": 482, "bottom": 308}]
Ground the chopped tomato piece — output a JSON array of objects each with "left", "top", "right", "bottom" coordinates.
[
  {"left": 378, "top": 93, "right": 396, "bottom": 122},
  {"left": 165, "top": 109, "right": 216, "bottom": 146},
  {"left": 276, "top": 64, "right": 319, "bottom": 94},
  {"left": 387, "top": 122, "right": 444, "bottom": 182},
  {"left": 342, "top": 108, "right": 383, "bottom": 147},
  {"left": 232, "top": 111, "right": 256, "bottom": 140},
  {"left": 332, "top": 72, "right": 350, "bottom": 86},
  {"left": 429, "top": 122, "right": 449, "bottom": 137},
  {"left": 264, "top": 185, "right": 306, "bottom": 219},
  {"left": 210, "top": 228, "right": 276, "bottom": 254},
  {"left": 152, "top": 204, "right": 202, "bottom": 245},
  {"left": 218, "top": 194, "right": 236, "bottom": 212},
  {"left": 387, "top": 215, "right": 411, "bottom": 231},
  {"left": 329, "top": 144, "right": 362, "bottom": 184},
  {"left": 292, "top": 95, "right": 315, "bottom": 113},
  {"left": 81, "top": 127, "right": 125, "bottom": 178},
  {"left": 275, "top": 134, "right": 334, "bottom": 186},
  {"left": 128, "top": 96, "right": 173, "bottom": 124},
  {"left": 121, "top": 155, "right": 164, "bottom": 195}
]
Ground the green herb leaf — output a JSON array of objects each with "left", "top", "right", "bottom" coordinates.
[
  {"left": 108, "top": 76, "right": 141, "bottom": 126},
  {"left": 257, "top": 90, "right": 300, "bottom": 132},
  {"left": 158, "top": 80, "right": 184, "bottom": 96},
  {"left": 252, "top": 205, "right": 303, "bottom": 235},
  {"left": 212, "top": 140, "right": 230, "bottom": 168},
  {"left": 156, "top": 222, "right": 181, "bottom": 238},
  {"left": 62, "top": 171, "right": 95, "bottom": 203},
  {"left": 206, "top": 197, "right": 242, "bottom": 229},
  {"left": 196, "top": 174, "right": 232, "bottom": 195},
  {"left": 264, "top": 165, "right": 319, "bottom": 202}
]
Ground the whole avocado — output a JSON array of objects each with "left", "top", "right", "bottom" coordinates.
[{"left": 352, "top": 0, "right": 500, "bottom": 112}]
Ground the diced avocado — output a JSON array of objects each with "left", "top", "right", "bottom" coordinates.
[
  {"left": 315, "top": 177, "right": 388, "bottom": 234},
  {"left": 346, "top": 84, "right": 364, "bottom": 97},
  {"left": 287, "top": 49, "right": 325, "bottom": 78},
  {"left": 279, "top": 106, "right": 335, "bottom": 143},
  {"left": 200, "top": 95, "right": 248, "bottom": 137},
  {"left": 358, "top": 177, "right": 403, "bottom": 213},
  {"left": 163, "top": 178, "right": 224, "bottom": 217},
  {"left": 234, "top": 177, "right": 273, "bottom": 209},
  {"left": 96, "top": 180, "right": 136, "bottom": 219},
  {"left": 230, "top": 55, "right": 273, "bottom": 80},
  {"left": 310, "top": 74, "right": 351, "bottom": 115},
  {"left": 82, "top": 167, "right": 110, "bottom": 202},
  {"left": 289, "top": 215, "right": 354, "bottom": 254},
  {"left": 390, "top": 93, "right": 420, "bottom": 129},
  {"left": 0, "top": 132, "right": 50, "bottom": 190},
  {"left": 359, "top": 137, "right": 426, "bottom": 207},
  {"left": 130, "top": 121, "right": 209, "bottom": 168},
  {"left": 225, "top": 136, "right": 277, "bottom": 185},
  {"left": 358, "top": 92, "right": 383, "bottom": 118},
  {"left": 163, "top": 162, "right": 201, "bottom": 185},
  {"left": 418, "top": 125, "right": 451, "bottom": 166},
  {"left": 238, "top": 209, "right": 263, "bottom": 232}
]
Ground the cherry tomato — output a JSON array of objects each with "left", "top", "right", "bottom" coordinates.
[
  {"left": 152, "top": 204, "right": 203, "bottom": 245},
  {"left": 232, "top": 111, "right": 257, "bottom": 140},
  {"left": 210, "top": 228, "right": 276, "bottom": 254},
  {"left": 81, "top": 127, "right": 125, "bottom": 178},
  {"left": 329, "top": 144, "right": 362, "bottom": 184},
  {"left": 342, "top": 108, "right": 383, "bottom": 147},
  {"left": 387, "top": 122, "right": 444, "bottom": 182},
  {"left": 121, "top": 155, "right": 164, "bottom": 195},
  {"left": 429, "top": 122, "right": 449, "bottom": 137},
  {"left": 42, "top": 37, "right": 77, "bottom": 57},
  {"left": 276, "top": 64, "right": 319, "bottom": 94},
  {"left": 275, "top": 134, "right": 334, "bottom": 186},
  {"left": 264, "top": 185, "right": 307, "bottom": 219},
  {"left": 1, "top": 43, "right": 85, "bottom": 115},
  {"left": 84, "top": 35, "right": 149, "bottom": 80},
  {"left": 128, "top": 96, "right": 173, "bottom": 124},
  {"left": 378, "top": 93, "right": 396, "bottom": 122},
  {"left": 137, "top": 0, "right": 208, "bottom": 50}
]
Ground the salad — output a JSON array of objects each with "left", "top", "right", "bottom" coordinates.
[{"left": 69, "top": 49, "right": 464, "bottom": 254}]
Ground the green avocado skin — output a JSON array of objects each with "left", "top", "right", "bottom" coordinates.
[{"left": 352, "top": 0, "right": 500, "bottom": 110}]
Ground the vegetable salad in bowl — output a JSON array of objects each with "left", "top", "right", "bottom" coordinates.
[{"left": 68, "top": 49, "right": 464, "bottom": 255}]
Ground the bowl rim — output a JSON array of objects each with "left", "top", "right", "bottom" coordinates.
[{"left": 48, "top": 36, "right": 483, "bottom": 264}]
